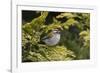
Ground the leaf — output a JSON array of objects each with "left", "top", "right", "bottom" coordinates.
[
  {"left": 56, "top": 13, "right": 74, "bottom": 18},
  {"left": 66, "top": 18, "right": 78, "bottom": 26}
]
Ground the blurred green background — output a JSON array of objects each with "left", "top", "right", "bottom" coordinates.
[{"left": 22, "top": 10, "right": 90, "bottom": 62}]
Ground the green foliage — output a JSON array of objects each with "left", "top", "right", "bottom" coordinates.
[{"left": 22, "top": 11, "right": 90, "bottom": 62}]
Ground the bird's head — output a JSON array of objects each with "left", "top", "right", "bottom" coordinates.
[
  {"left": 52, "top": 29, "right": 61, "bottom": 34},
  {"left": 52, "top": 26, "right": 63, "bottom": 34}
]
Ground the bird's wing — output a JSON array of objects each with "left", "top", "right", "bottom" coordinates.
[{"left": 42, "top": 32, "right": 53, "bottom": 40}]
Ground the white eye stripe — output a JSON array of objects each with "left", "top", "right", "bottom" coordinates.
[{"left": 53, "top": 30, "right": 60, "bottom": 34}]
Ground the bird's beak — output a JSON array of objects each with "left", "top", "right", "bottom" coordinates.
[{"left": 58, "top": 31, "right": 61, "bottom": 34}]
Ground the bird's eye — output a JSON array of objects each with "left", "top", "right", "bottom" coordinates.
[{"left": 57, "top": 31, "right": 60, "bottom": 34}]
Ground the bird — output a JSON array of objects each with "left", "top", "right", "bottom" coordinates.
[{"left": 41, "top": 29, "right": 61, "bottom": 46}]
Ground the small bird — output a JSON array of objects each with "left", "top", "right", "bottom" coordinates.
[{"left": 41, "top": 29, "right": 61, "bottom": 46}]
